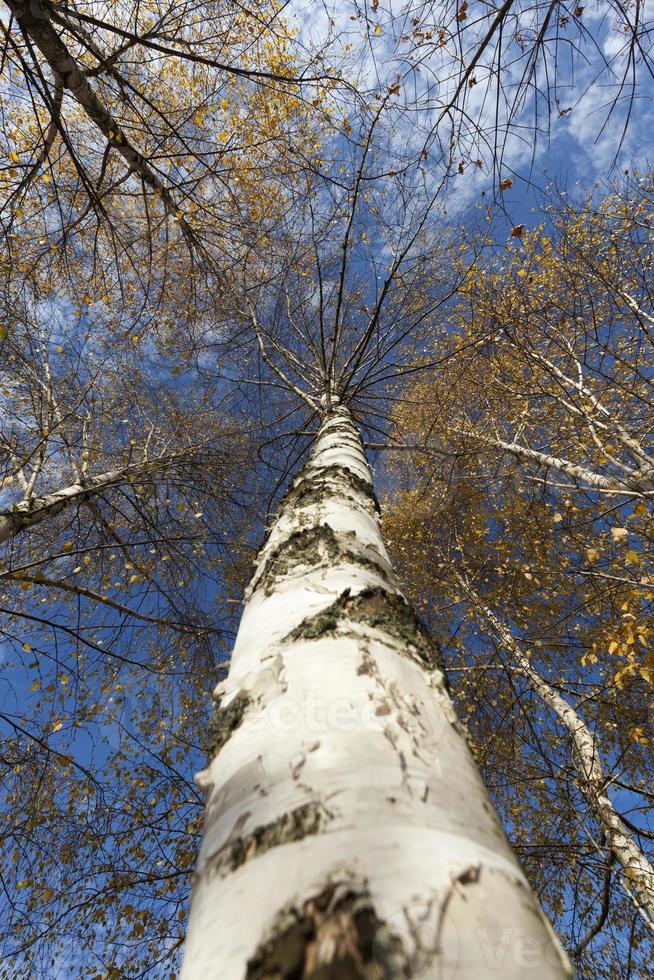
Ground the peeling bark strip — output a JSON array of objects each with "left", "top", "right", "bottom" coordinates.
[
  {"left": 207, "top": 804, "right": 325, "bottom": 878},
  {"left": 182, "top": 405, "right": 572, "bottom": 979}
]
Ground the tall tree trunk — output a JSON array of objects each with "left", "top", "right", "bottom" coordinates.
[{"left": 182, "top": 405, "right": 571, "bottom": 979}]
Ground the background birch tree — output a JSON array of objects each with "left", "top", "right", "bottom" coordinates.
[{"left": 0, "top": 268, "right": 259, "bottom": 976}]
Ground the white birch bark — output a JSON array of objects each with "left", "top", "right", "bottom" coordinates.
[
  {"left": 453, "top": 426, "right": 654, "bottom": 498},
  {"left": 466, "top": 588, "right": 654, "bottom": 931},
  {"left": 181, "top": 405, "right": 572, "bottom": 979},
  {"left": 0, "top": 456, "right": 176, "bottom": 546}
]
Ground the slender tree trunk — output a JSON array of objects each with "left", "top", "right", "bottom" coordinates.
[
  {"left": 468, "top": 588, "right": 654, "bottom": 930},
  {"left": 0, "top": 456, "right": 174, "bottom": 545},
  {"left": 453, "top": 427, "right": 654, "bottom": 498},
  {"left": 182, "top": 405, "right": 571, "bottom": 979}
]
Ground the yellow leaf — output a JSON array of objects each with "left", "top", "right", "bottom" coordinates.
[
  {"left": 51, "top": 720, "right": 63, "bottom": 733},
  {"left": 30, "top": 679, "right": 41, "bottom": 692},
  {"left": 374, "top": 24, "right": 382, "bottom": 35},
  {"left": 22, "top": 642, "right": 31, "bottom": 652},
  {"left": 63, "top": 541, "right": 74, "bottom": 551},
  {"left": 8, "top": 150, "right": 20, "bottom": 164},
  {"left": 608, "top": 640, "right": 619, "bottom": 654},
  {"left": 614, "top": 664, "right": 635, "bottom": 689}
]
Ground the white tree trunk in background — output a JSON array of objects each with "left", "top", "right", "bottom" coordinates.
[
  {"left": 182, "top": 405, "right": 572, "bottom": 979},
  {"left": 470, "top": 591, "right": 654, "bottom": 930},
  {"left": 0, "top": 456, "right": 179, "bottom": 545},
  {"left": 457, "top": 428, "right": 654, "bottom": 498}
]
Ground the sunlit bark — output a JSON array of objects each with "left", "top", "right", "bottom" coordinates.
[{"left": 182, "top": 404, "right": 571, "bottom": 979}]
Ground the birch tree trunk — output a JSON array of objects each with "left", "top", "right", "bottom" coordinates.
[
  {"left": 467, "top": 589, "right": 654, "bottom": 930},
  {"left": 0, "top": 455, "right": 180, "bottom": 546},
  {"left": 182, "top": 405, "right": 572, "bottom": 979}
]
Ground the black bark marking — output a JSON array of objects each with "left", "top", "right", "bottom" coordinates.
[
  {"left": 256, "top": 524, "right": 341, "bottom": 595},
  {"left": 208, "top": 692, "right": 250, "bottom": 755},
  {"left": 208, "top": 803, "right": 324, "bottom": 876},
  {"left": 255, "top": 520, "right": 394, "bottom": 595},
  {"left": 284, "top": 463, "right": 380, "bottom": 514},
  {"left": 246, "top": 882, "right": 409, "bottom": 979},
  {"left": 289, "top": 588, "right": 445, "bottom": 672}
]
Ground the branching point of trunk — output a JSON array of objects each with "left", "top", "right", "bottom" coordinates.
[{"left": 245, "top": 881, "right": 408, "bottom": 980}]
